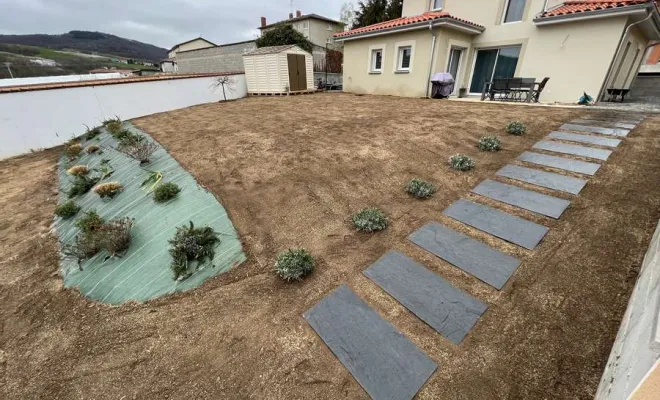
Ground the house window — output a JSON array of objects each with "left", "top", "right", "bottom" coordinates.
[
  {"left": 397, "top": 46, "right": 412, "bottom": 71},
  {"left": 432, "top": 0, "right": 444, "bottom": 10},
  {"left": 503, "top": 0, "right": 526, "bottom": 23},
  {"left": 371, "top": 49, "right": 383, "bottom": 72},
  {"left": 327, "top": 24, "right": 333, "bottom": 31}
]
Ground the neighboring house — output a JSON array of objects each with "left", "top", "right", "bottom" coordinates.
[
  {"left": 160, "top": 58, "right": 178, "bottom": 73},
  {"left": 335, "top": 0, "right": 660, "bottom": 103},
  {"left": 168, "top": 37, "right": 217, "bottom": 59},
  {"left": 176, "top": 40, "right": 257, "bottom": 74},
  {"left": 259, "top": 10, "right": 345, "bottom": 48},
  {"left": 640, "top": 42, "right": 660, "bottom": 72}
]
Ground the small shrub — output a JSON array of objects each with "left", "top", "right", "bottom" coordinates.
[
  {"left": 67, "top": 175, "right": 101, "bottom": 198},
  {"left": 67, "top": 165, "right": 89, "bottom": 176},
  {"left": 114, "top": 129, "right": 139, "bottom": 143},
  {"left": 104, "top": 118, "right": 122, "bottom": 134},
  {"left": 54, "top": 201, "right": 80, "bottom": 219},
  {"left": 449, "top": 154, "right": 475, "bottom": 171},
  {"left": 274, "top": 249, "right": 315, "bottom": 281},
  {"left": 65, "top": 143, "right": 83, "bottom": 159},
  {"left": 75, "top": 210, "right": 105, "bottom": 232},
  {"left": 93, "top": 182, "right": 122, "bottom": 199},
  {"left": 85, "top": 125, "right": 102, "bottom": 140},
  {"left": 154, "top": 182, "right": 180, "bottom": 203},
  {"left": 352, "top": 207, "right": 388, "bottom": 232},
  {"left": 505, "top": 120, "right": 526, "bottom": 136},
  {"left": 86, "top": 144, "right": 100, "bottom": 154},
  {"left": 406, "top": 179, "right": 436, "bottom": 199},
  {"left": 118, "top": 137, "right": 158, "bottom": 164},
  {"left": 168, "top": 221, "right": 221, "bottom": 280},
  {"left": 95, "top": 218, "right": 135, "bottom": 256},
  {"left": 478, "top": 136, "right": 501, "bottom": 152},
  {"left": 62, "top": 234, "right": 102, "bottom": 269}
]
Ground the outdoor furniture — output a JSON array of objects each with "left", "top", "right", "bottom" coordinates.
[
  {"left": 532, "top": 77, "right": 550, "bottom": 103},
  {"left": 481, "top": 77, "right": 549, "bottom": 103},
  {"left": 606, "top": 88, "right": 630, "bottom": 102}
]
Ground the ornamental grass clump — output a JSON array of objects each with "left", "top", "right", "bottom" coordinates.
[
  {"left": 86, "top": 144, "right": 100, "bottom": 154},
  {"left": 406, "top": 179, "right": 436, "bottom": 199},
  {"left": 67, "top": 175, "right": 101, "bottom": 198},
  {"left": 449, "top": 154, "right": 475, "bottom": 171},
  {"left": 54, "top": 200, "right": 80, "bottom": 219},
  {"left": 66, "top": 143, "right": 83, "bottom": 159},
  {"left": 168, "top": 221, "right": 221, "bottom": 280},
  {"left": 103, "top": 117, "right": 122, "bottom": 134},
  {"left": 153, "top": 182, "right": 180, "bottom": 203},
  {"left": 352, "top": 207, "right": 388, "bottom": 232},
  {"left": 67, "top": 165, "right": 89, "bottom": 176},
  {"left": 478, "top": 136, "right": 501, "bottom": 152},
  {"left": 274, "top": 249, "right": 315, "bottom": 281},
  {"left": 505, "top": 120, "right": 526, "bottom": 136},
  {"left": 93, "top": 182, "right": 122, "bottom": 199}
]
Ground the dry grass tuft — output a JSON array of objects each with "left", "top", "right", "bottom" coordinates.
[
  {"left": 67, "top": 165, "right": 89, "bottom": 176},
  {"left": 93, "top": 182, "right": 122, "bottom": 199}
]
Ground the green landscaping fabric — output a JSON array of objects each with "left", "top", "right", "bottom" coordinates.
[{"left": 55, "top": 123, "right": 246, "bottom": 304}]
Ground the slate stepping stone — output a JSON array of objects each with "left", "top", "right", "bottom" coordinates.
[
  {"left": 533, "top": 140, "right": 612, "bottom": 161},
  {"left": 571, "top": 119, "right": 636, "bottom": 130},
  {"left": 304, "top": 285, "right": 437, "bottom": 400},
  {"left": 517, "top": 152, "right": 601, "bottom": 176},
  {"left": 443, "top": 199, "right": 549, "bottom": 250},
  {"left": 364, "top": 251, "right": 487, "bottom": 344},
  {"left": 560, "top": 123, "right": 629, "bottom": 137},
  {"left": 496, "top": 164, "right": 587, "bottom": 195},
  {"left": 471, "top": 179, "right": 571, "bottom": 219},
  {"left": 548, "top": 131, "right": 621, "bottom": 148},
  {"left": 408, "top": 222, "right": 521, "bottom": 290}
]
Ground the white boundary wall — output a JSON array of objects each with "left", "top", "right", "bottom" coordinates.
[
  {"left": 0, "top": 74, "right": 247, "bottom": 159},
  {"left": 0, "top": 73, "right": 125, "bottom": 87}
]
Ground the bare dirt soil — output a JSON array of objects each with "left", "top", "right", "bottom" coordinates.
[{"left": 1, "top": 94, "right": 659, "bottom": 399}]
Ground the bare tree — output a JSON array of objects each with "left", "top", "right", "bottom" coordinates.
[{"left": 212, "top": 76, "right": 236, "bottom": 101}]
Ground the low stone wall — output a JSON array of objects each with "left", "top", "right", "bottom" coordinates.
[
  {"left": 596, "top": 220, "right": 660, "bottom": 399},
  {"left": 177, "top": 41, "right": 257, "bottom": 74}
]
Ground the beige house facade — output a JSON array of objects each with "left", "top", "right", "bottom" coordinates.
[
  {"left": 260, "top": 12, "right": 344, "bottom": 48},
  {"left": 335, "top": 0, "right": 660, "bottom": 103},
  {"left": 168, "top": 37, "right": 217, "bottom": 59}
]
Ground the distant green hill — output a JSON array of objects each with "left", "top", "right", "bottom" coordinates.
[{"left": 0, "top": 30, "right": 167, "bottom": 62}]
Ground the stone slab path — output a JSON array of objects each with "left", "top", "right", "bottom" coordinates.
[
  {"left": 303, "top": 285, "right": 437, "bottom": 400},
  {"left": 408, "top": 222, "right": 521, "bottom": 290},
  {"left": 548, "top": 131, "right": 622, "bottom": 148},
  {"left": 517, "top": 151, "right": 601, "bottom": 176},
  {"left": 443, "top": 199, "right": 549, "bottom": 250},
  {"left": 533, "top": 140, "right": 612, "bottom": 161},
  {"left": 472, "top": 179, "right": 571, "bottom": 219},
  {"left": 561, "top": 123, "right": 630, "bottom": 137},
  {"left": 571, "top": 119, "right": 636, "bottom": 130},
  {"left": 364, "top": 251, "right": 488, "bottom": 344},
  {"left": 496, "top": 164, "right": 587, "bottom": 195}
]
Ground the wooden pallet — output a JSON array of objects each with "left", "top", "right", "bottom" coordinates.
[{"left": 248, "top": 90, "right": 320, "bottom": 97}]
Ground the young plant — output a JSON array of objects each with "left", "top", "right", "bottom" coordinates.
[
  {"left": 63, "top": 216, "right": 134, "bottom": 269},
  {"left": 118, "top": 135, "right": 158, "bottom": 164},
  {"left": 114, "top": 129, "right": 141, "bottom": 143},
  {"left": 103, "top": 117, "right": 122, "bottom": 134},
  {"left": 75, "top": 210, "right": 105, "bottom": 232},
  {"left": 66, "top": 143, "right": 83, "bottom": 159},
  {"left": 94, "top": 159, "right": 114, "bottom": 180},
  {"left": 449, "top": 154, "right": 475, "bottom": 171},
  {"left": 61, "top": 234, "right": 102, "bottom": 270},
  {"left": 478, "top": 136, "right": 501, "bottom": 152},
  {"left": 153, "top": 182, "right": 181, "bottom": 203},
  {"left": 168, "top": 221, "right": 221, "bottom": 280},
  {"left": 505, "top": 120, "right": 526, "bottom": 136},
  {"left": 54, "top": 200, "right": 80, "bottom": 219},
  {"left": 274, "top": 249, "right": 315, "bottom": 281},
  {"left": 67, "top": 175, "right": 101, "bottom": 198},
  {"left": 352, "top": 207, "right": 388, "bottom": 232},
  {"left": 85, "top": 144, "right": 101, "bottom": 154},
  {"left": 67, "top": 165, "right": 89, "bottom": 176},
  {"left": 406, "top": 179, "right": 436, "bottom": 199},
  {"left": 93, "top": 182, "right": 122, "bottom": 199},
  {"left": 84, "top": 125, "right": 102, "bottom": 140},
  {"left": 94, "top": 218, "right": 135, "bottom": 256},
  {"left": 141, "top": 170, "right": 163, "bottom": 193}
]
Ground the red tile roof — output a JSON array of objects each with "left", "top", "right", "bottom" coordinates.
[
  {"left": 334, "top": 11, "right": 484, "bottom": 38},
  {"left": 539, "top": 0, "right": 655, "bottom": 18}
]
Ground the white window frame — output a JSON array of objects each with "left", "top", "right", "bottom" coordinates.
[
  {"left": 430, "top": 0, "right": 444, "bottom": 11},
  {"left": 397, "top": 46, "right": 412, "bottom": 72},
  {"left": 502, "top": 0, "right": 526, "bottom": 24},
  {"left": 370, "top": 48, "right": 384, "bottom": 73},
  {"left": 392, "top": 40, "right": 415, "bottom": 73},
  {"left": 327, "top": 24, "right": 333, "bottom": 31}
]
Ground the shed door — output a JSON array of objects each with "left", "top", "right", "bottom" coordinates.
[{"left": 287, "top": 54, "right": 308, "bottom": 91}]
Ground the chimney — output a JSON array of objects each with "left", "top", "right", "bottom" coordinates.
[
  {"left": 260, "top": 17, "right": 267, "bottom": 27},
  {"left": 289, "top": 12, "right": 294, "bottom": 19},
  {"left": 296, "top": 10, "right": 302, "bottom": 17}
]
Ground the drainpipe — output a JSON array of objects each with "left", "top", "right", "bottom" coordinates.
[
  {"left": 598, "top": 10, "right": 653, "bottom": 101},
  {"left": 425, "top": 21, "right": 437, "bottom": 98}
]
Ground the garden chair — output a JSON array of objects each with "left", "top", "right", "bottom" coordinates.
[{"left": 532, "top": 77, "right": 550, "bottom": 103}]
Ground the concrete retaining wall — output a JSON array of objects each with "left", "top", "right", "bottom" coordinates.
[
  {"left": 0, "top": 73, "right": 247, "bottom": 159},
  {"left": 596, "top": 220, "right": 660, "bottom": 400},
  {"left": 177, "top": 41, "right": 257, "bottom": 74}
]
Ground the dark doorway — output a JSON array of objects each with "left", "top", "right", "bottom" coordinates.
[{"left": 287, "top": 54, "right": 307, "bottom": 91}]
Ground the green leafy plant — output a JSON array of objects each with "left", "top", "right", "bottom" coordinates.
[
  {"left": 352, "top": 207, "right": 388, "bottom": 232},
  {"left": 505, "top": 120, "right": 526, "bottom": 136},
  {"left": 449, "top": 154, "right": 475, "bottom": 171},
  {"left": 255, "top": 24, "right": 313, "bottom": 53},
  {"left": 478, "top": 136, "right": 501, "bottom": 152},
  {"left": 406, "top": 179, "right": 436, "bottom": 199},
  {"left": 141, "top": 170, "right": 163, "bottom": 193},
  {"left": 54, "top": 200, "right": 80, "bottom": 219},
  {"left": 65, "top": 143, "right": 83, "bottom": 159},
  {"left": 84, "top": 125, "right": 102, "bottom": 140},
  {"left": 154, "top": 182, "right": 181, "bottom": 203},
  {"left": 67, "top": 175, "right": 101, "bottom": 198},
  {"left": 114, "top": 129, "right": 141, "bottom": 144},
  {"left": 94, "top": 159, "right": 114, "bottom": 180},
  {"left": 168, "top": 222, "right": 221, "bottom": 280},
  {"left": 75, "top": 210, "right": 105, "bottom": 233},
  {"left": 93, "top": 182, "right": 122, "bottom": 199},
  {"left": 274, "top": 249, "right": 315, "bottom": 281}
]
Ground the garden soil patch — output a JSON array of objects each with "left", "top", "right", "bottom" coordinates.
[{"left": 1, "top": 94, "right": 659, "bottom": 399}]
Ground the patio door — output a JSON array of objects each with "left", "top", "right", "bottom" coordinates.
[
  {"left": 469, "top": 46, "right": 521, "bottom": 94},
  {"left": 447, "top": 47, "right": 464, "bottom": 95}
]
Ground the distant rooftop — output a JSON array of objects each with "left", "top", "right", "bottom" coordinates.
[{"left": 259, "top": 12, "right": 343, "bottom": 30}]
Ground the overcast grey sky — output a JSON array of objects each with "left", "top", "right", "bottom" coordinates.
[{"left": 0, "top": 0, "right": 349, "bottom": 49}]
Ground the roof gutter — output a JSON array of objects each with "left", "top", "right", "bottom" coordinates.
[
  {"left": 425, "top": 21, "right": 438, "bottom": 98},
  {"left": 533, "top": 4, "right": 649, "bottom": 25},
  {"left": 334, "top": 18, "right": 483, "bottom": 42}
]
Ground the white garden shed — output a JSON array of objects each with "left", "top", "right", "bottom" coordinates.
[{"left": 243, "top": 45, "right": 314, "bottom": 95}]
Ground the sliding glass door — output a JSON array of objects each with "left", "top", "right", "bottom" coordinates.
[{"left": 469, "top": 46, "right": 521, "bottom": 94}]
